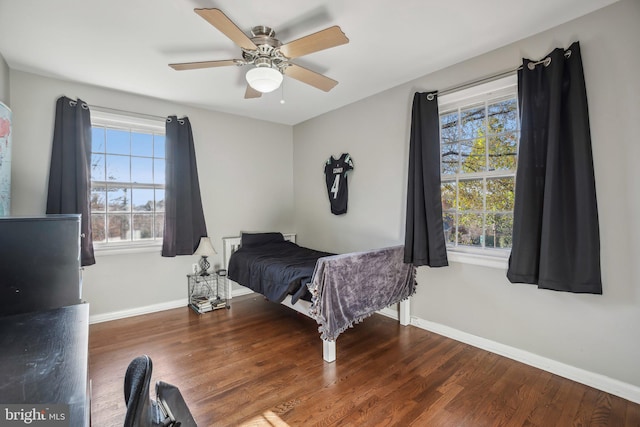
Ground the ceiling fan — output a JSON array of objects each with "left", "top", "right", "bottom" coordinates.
[{"left": 169, "top": 8, "right": 349, "bottom": 99}]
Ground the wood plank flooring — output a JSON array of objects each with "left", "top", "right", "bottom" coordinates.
[{"left": 89, "top": 295, "right": 640, "bottom": 426}]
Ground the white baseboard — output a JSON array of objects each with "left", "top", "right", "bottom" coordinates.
[
  {"left": 377, "top": 307, "right": 399, "bottom": 321},
  {"left": 232, "top": 287, "right": 255, "bottom": 297},
  {"left": 89, "top": 298, "right": 187, "bottom": 324},
  {"left": 411, "top": 316, "right": 640, "bottom": 404},
  {"left": 90, "top": 289, "right": 252, "bottom": 324}
]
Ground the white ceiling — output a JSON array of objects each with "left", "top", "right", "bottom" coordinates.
[{"left": 0, "top": 0, "right": 618, "bottom": 125}]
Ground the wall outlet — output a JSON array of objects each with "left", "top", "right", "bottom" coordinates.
[{"left": 192, "top": 263, "right": 199, "bottom": 274}]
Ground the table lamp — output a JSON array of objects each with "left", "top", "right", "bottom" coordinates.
[{"left": 194, "top": 237, "right": 217, "bottom": 276}]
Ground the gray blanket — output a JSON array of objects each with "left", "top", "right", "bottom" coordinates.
[{"left": 308, "top": 245, "right": 417, "bottom": 341}]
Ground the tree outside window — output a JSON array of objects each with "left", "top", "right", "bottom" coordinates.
[{"left": 440, "top": 91, "right": 519, "bottom": 252}]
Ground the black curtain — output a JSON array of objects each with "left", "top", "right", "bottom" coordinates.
[
  {"left": 46, "top": 96, "right": 95, "bottom": 266},
  {"left": 162, "top": 116, "right": 207, "bottom": 257},
  {"left": 404, "top": 92, "right": 449, "bottom": 267},
  {"left": 507, "top": 41, "right": 601, "bottom": 294}
]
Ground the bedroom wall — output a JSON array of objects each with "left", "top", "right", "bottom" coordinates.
[
  {"left": 8, "top": 70, "right": 294, "bottom": 317},
  {"left": 0, "top": 53, "right": 8, "bottom": 104},
  {"left": 293, "top": 0, "right": 640, "bottom": 394}
]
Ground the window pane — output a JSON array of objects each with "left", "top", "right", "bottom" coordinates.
[
  {"left": 441, "top": 143, "right": 458, "bottom": 174},
  {"left": 131, "top": 156, "right": 153, "bottom": 183},
  {"left": 458, "top": 179, "right": 483, "bottom": 211},
  {"left": 461, "top": 138, "right": 486, "bottom": 173},
  {"left": 154, "top": 159, "right": 165, "bottom": 184},
  {"left": 441, "top": 181, "right": 456, "bottom": 210},
  {"left": 458, "top": 213, "right": 483, "bottom": 247},
  {"left": 489, "top": 133, "right": 518, "bottom": 171},
  {"left": 107, "top": 214, "right": 131, "bottom": 241},
  {"left": 440, "top": 111, "right": 458, "bottom": 143},
  {"left": 91, "top": 214, "right": 106, "bottom": 243},
  {"left": 106, "top": 154, "right": 130, "bottom": 182},
  {"left": 107, "top": 187, "right": 131, "bottom": 212},
  {"left": 154, "top": 134, "right": 165, "bottom": 158},
  {"left": 488, "top": 98, "right": 518, "bottom": 134},
  {"left": 437, "top": 80, "right": 517, "bottom": 256},
  {"left": 92, "top": 127, "right": 106, "bottom": 153},
  {"left": 485, "top": 213, "right": 513, "bottom": 248},
  {"left": 91, "top": 153, "right": 105, "bottom": 181},
  {"left": 106, "top": 129, "right": 130, "bottom": 155},
  {"left": 486, "top": 177, "right": 515, "bottom": 211},
  {"left": 91, "top": 114, "right": 166, "bottom": 247},
  {"left": 132, "top": 188, "right": 155, "bottom": 212},
  {"left": 133, "top": 214, "right": 154, "bottom": 240},
  {"left": 91, "top": 186, "right": 106, "bottom": 211},
  {"left": 131, "top": 132, "right": 153, "bottom": 157},
  {"left": 155, "top": 213, "right": 164, "bottom": 239},
  {"left": 443, "top": 212, "right": 456, "bottom": 246},
  {"left": 460, "top": 104, "right": 485, "bottom": 140},
  {"left": 155, "top": 189, "right": 165, "bottom": 212}
]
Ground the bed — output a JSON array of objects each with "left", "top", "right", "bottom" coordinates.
[{"left": 223, "top": 232, "right": 416, "bottom": 362}]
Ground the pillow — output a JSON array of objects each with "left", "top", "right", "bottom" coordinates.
[{"left": 241, "top": 232, "right": 285, "bottom": 248}]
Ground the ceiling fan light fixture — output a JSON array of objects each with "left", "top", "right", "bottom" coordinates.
[{"left": 246, "top": 66, "right": 283, "bottom": 93}]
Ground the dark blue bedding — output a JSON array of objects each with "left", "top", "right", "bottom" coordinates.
[{"left": 228, "top": 239, "right": 334, "bottom": 304}]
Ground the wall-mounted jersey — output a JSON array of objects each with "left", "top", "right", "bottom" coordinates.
[{"left": 324, "top": 153, "right": 354, "bottom": 215}]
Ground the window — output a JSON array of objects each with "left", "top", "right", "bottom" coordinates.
[
  {"left": 90, "top": 111, "right": 165, "bottom": 248},
  {"left": 439, "top": 76, "right": 519, "bottom": 257}
]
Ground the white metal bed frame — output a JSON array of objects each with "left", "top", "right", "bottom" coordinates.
[{"left": 222, "top": 234, "right": 410, "bottom": 362}]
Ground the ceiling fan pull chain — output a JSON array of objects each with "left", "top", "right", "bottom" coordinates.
[{"left": 280, "top": 80, "right": 286, "bottom": 105}]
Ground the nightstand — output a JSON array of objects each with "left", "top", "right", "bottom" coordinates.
[{"left": 187, "top": 270, "right": 230, "bottom": 314}]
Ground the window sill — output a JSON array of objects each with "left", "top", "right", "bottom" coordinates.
[
  {"left": 94, "top": 242, "right": 162, "bottom": 256},
  {"left": 447, "top": 249, "right": 509, "bottom": 270}
]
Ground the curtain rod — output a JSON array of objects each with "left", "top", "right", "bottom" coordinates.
[
  {"left": 88, "top": 104, "right": 167, "bottom": 122},
  {"left": 434, "top": 49, "right": 572, "bottom": 98},
  {"left": 435, "top": 67, "right": 518, "bottom": 98}
]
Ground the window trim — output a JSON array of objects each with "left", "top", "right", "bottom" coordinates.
[
  {"left": 439, "top": 75, "right": 518, "bottom": 269},
  {"left": 90, "top": 110, "right": 166, "bottom": 253}
]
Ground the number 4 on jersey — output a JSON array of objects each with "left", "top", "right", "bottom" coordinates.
[
  {"left": 330, "top": 175, "right": 340, "bottom": 199},
  {"left": 324, "top": 153, "right": 354, "bottom": 215}
]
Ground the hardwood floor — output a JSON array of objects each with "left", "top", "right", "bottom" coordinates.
[{"left": 89, "top": 295, "right": 640, "bottom": 426}]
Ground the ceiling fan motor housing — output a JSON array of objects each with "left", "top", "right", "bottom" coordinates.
[{"left": 242, "top": 26, "right": 289, "bottom": 72}]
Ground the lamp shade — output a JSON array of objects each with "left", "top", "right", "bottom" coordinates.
[
  {"left": 194, "top": 237, "right": 217, "bottom": 257},
  {"left": 246, "top": 67, "right": 283, "bottom": 93}
]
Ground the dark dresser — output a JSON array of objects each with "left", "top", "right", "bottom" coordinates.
[
  {"left": 0, "top": 215, "right": 90, "bottom": 426},
  {"left": 0, "top": 215, "right": 83, "bottom": 316}
]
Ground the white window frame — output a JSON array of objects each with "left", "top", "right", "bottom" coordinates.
[
  {"left": 438, "top": 75, "right": 518, "bottom": 268},
  {"left": 90, "top": 110, "right": 166, "bottom": 254}
]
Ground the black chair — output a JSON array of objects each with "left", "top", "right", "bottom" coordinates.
[
  {"left": 124, "top": 355, "right": 159, "bottom": 427},
  {"left": 124, "top": 355, "right": 198, "bottom": 427}
]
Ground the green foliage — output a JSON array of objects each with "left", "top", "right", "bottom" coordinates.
[{"left": 440, "top": 97, "right": 518, "bottom": 249}]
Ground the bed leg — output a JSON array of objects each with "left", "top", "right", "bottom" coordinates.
[
  {"left": 399, "top": 298, "right": 410, "bottom": 326},
  {"left": 323, "top": 339, "right": 336, "bottom": 363}
]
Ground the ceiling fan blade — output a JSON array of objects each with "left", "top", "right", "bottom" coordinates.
[
  {"left": 279, "top": 26, "right": 348, "bottom": 59},
  {"left": 194, "top": 8, "right": 257, "bottom": 51},
  {"left": 284, "top": 64, "right": 338, "bottom": 92},
  {"left": 169, "top": 59, "right": 240, "bottom": 71},
  {"left": 244, "top": 85, "right": 262, "bottom": 99}
]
